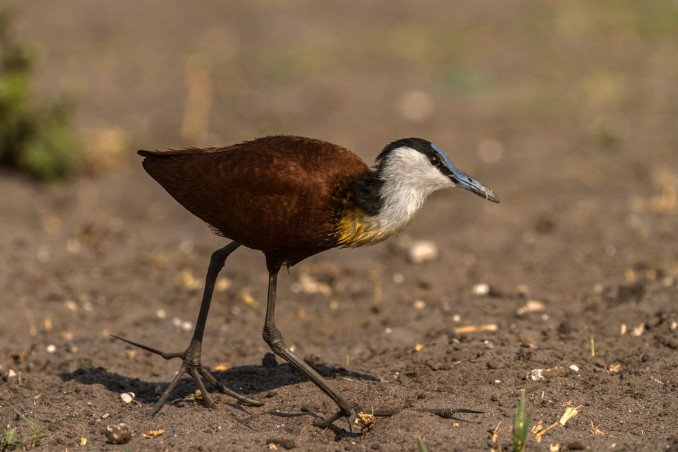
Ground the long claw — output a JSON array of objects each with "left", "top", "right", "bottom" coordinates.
[
  {"left": 112, "top": 335, "right": 183, "bottom": 360},
  {"left": 308, "top": 405, "right": 481, "bottom": 431},
  {"left": 113, "top": 334, "right": 261, "bottom": 414},
  {"left": 189, "top": 367, "right": 217, "bottom": 409},
  {"left": 347, "top": 410, "right": 358, "bottom": 432},
  {"left": 150, "top": 363, "right": 189, "bottom": 416},
  {"left": 312, "top": 410, "right": 344, "bottom": 430}
]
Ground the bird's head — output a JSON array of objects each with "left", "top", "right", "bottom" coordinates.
[{"left": 375, "top": 138, "right": 499, "bottom": 203}]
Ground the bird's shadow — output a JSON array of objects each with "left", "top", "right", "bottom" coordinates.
[{"left": 60, "top": 359, "right": 377, "bottom": 409}]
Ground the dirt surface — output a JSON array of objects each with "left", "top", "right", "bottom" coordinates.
[{"left": 2, "top": 1, "right": 678, "bottom": 450}]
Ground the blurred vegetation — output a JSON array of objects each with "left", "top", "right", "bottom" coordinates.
[{"left": 0, "top": 9, "right": 79, "bottom": 181}]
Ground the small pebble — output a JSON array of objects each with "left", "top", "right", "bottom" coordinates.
[
  {"left": 472, "top": 283, "right": 490, "bottom": 296},
  {"left": 105, "top": 423, "right": 131, "bottom": 444},
  {"left": 516, "top": 300, "right": 545, "bottom": 315},
  {"left": 46, "top": 344, "right": 56, "bottom": 354},
  {"left": 266, "top": 437, "right": 296, "bottom": 450},
  {"left": 526, "top": 366, "right": 570, "bottom": 381},
  {"left": 120, "top": 392, "right": 135, "bottom": 404},
  {"left": 413, "top": 300, "right": 426, "bottom": 310},
  {"left": 407, "top": 240, "right": 438, "bottom": 264},
  {"left": 569, "top": 364, "right": 580, "bottom": 372},
  {"left": 486, "top": 360, "right": 501, "bottom": 370},
  {"left": 64, "top": 299, "right": 78, "bottom": 312}
]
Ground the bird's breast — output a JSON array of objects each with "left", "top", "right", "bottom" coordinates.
[{"left": 334, "top": 208, "right": 403, "bottom": 248}]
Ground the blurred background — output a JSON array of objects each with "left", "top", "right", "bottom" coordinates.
[{"left": 6, "top": 1, "right": 677, "bottom": 169}]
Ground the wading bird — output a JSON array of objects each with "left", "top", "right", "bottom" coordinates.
[{"left": 115, "top": 135, "right": 498, "bottom": 431}]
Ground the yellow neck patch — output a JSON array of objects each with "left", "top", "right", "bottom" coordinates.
[{"left": 334, "top": 208, "right": 401, "bottom": 248}]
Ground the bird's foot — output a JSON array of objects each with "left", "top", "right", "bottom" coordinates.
[
  {"left": 305, "top": 404, "right": 481, "bottom": 433},
  {"left": 310, "top": 406, "right": 375, "bottom": 434},
  {"left": 112, "top": 334, "right": 263, "bottom": 415}
]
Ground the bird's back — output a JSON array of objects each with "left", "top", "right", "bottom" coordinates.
[{"left": 139, "top": 136, "right": 369, "bottom": 267}]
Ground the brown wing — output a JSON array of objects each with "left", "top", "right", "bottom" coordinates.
[{"left": 138, "top": 136, "right": 369, "bottom": 260}]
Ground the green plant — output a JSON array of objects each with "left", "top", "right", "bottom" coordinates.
[
  {"left": 0, "top": 408, "right": 46, "bottom": 451},
  {"left": 0, "top": 9, "right": 79, "bottom": 180},
  {"left": 415, "top": 435, "right": 428, "bottom": 452},
  {"left": 512, "top": 389, "right": 531, "bottom": 452}
]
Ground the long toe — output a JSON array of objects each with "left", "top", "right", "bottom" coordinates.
[
  {"left": 113, "top": 335, "right": 261, "bottom": 414},
  {"left": 310, "top": 403, "right": 373, "bottom": 434}
]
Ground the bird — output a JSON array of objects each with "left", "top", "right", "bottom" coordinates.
[{"left": 115, "top": 135, "right": 498, "bottom": 431}]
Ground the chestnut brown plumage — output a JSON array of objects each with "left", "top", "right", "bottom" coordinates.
[
  {"left": 115, "top": 135, "right": 498, "bottom": 431},
  {"left": 138, "top": 136, "right": 370, "bottom": 269}
]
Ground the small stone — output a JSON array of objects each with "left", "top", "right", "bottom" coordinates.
[
  {"left": 486, "top": 360, "right": 501, "bottom": 370},
  {"left": 7, "top": 369, "right": 17, "bottom": 379},
  {"left": 46, "top": 344, "right": 57, "bottom": 354},
  {"left": 266, "top": 437, "right": 296, "bottom": 450},
  {"left": 472, "top": 283, "right": 490, "bottom": 296},
  {"left": 569, "top": 364, "right": 580, "bottom": 372},
  {"left": 407, "top": 240, "right": 438, "bottom": 264},
  {"left": 105, "top": 423, "right": 131, "bottom": 444},
  {"left": 516, "top": 300, "right": 545, "bottom": 315},
  {"left": 120, "top": 392, "right": 134, "bottom": 404},
  {"left": 525, "top": 366, "right": 570, "bottom": 381},
  {"left": 413, "top": 300, "right": 426, "bottom": 310}
]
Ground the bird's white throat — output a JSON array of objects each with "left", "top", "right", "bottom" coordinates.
[
  {"left": 372, "top": 146, "right": 454, "bottom": 232},
  {"left": 336, "top": 146, "right": 454, "bottom": 248}
]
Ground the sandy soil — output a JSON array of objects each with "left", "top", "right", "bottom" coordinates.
[{"left": 1, "top": 1, "right": 677, "bottom": 450}]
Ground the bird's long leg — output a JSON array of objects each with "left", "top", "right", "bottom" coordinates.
[
  {"left": 262, "top": 270, "right": 367, "bottom": 432},
  {"left": 113, "top": 241, "right": 263, "bottom": 415}
]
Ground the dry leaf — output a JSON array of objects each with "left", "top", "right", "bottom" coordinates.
[
  {"left": 143, "top": 429, "right": 166, "bottom": 439},
  {"left": 454, "top": 324, "right": 498, "bottom": 334}
]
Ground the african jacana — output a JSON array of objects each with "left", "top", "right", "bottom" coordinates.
[{"left": 115, "top": 135, "right": 498, "bottom": 431}]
